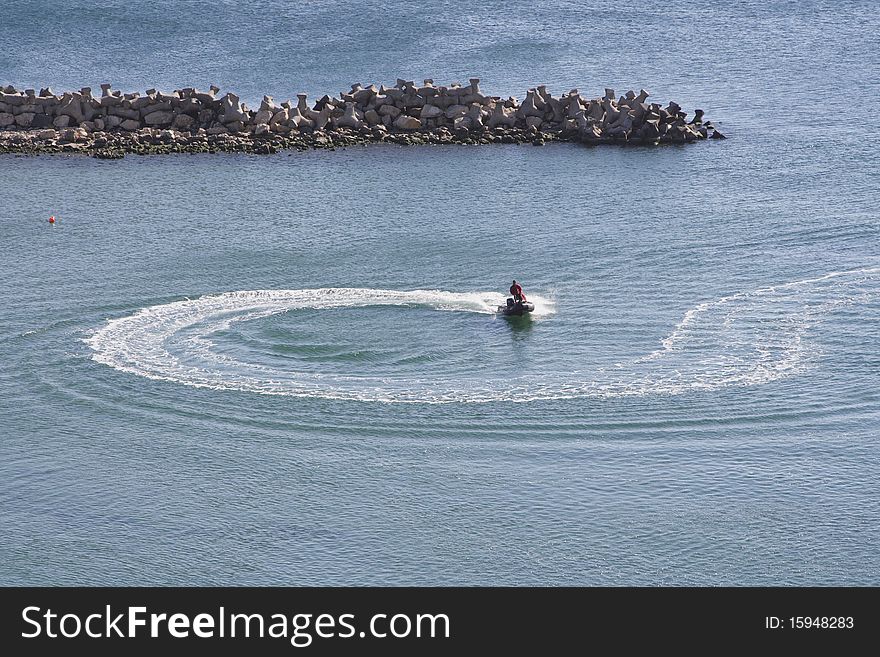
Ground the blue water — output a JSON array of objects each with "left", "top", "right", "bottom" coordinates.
[{"left": 1, "top": 0, "right": 878, "bottom": 585}]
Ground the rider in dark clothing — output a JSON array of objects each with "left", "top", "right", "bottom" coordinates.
[{"left": 510, "top": 280, "right": 526, "bottom": 303}]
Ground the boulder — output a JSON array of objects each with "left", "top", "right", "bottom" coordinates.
[
  {"left": 420, "top": 104, "right": 443, "bottom": 119},
  {"left": 143, "top": 110, "right": 174, "bottom": 126},
  {"left": 297, "top": 94, "right": 321, "bottom": 122},
  {"left": 29, "top": 113, "right": 53, "bottom": 128},
  {"left": 487, "top": 103, "right": 516, "bottom": 129},
  {"left": 444, "top": 104, "right": 467, "bottom": 119},
  {"left": 37, "top": 129, "right": 57, "bottom": 140},
  {"left": 289, "top": 108, "right": 313, "bottom": 131},
  {"left": 0, "top": 93, "right": 25, "bottom": 106},
  {"left": 57, "top": 95, "right": 85, "bottom": 123},
  {"left": 525, "top": 116, "right": 542, "bottom": 129},
  {"left": 109, "top": 107, "right": 140, "bottom": 120},
  {"left": 13, "top": 103, "right": 39, "bottom": 115},
  {"left": 172, "top": 114, "right": 195, "bottom": 130},
  {"left": 378, "top": 104, "right": 401, "bottom": 118},
  {"left": 253, "top": 123, "right": 270, "bottom": 136},
  {"left": 15, "top": 112, "right": 34, "bottom": 128},
  {"left": 53, "top": 115, "right": 71, "bottom": 128},
  {"left": 393, "top": 115, "right": 421, "bottom": 130},
  {"left": 219, "top": 93, "right": 248, "bottom": 123},
  {"left": 334, "top": 103, "right": 363, "bottom": 129},
  {"left": 364, "top": 109, "right": 380, "bottom": 126},
  {"left": 140, "top": 101, "right": 172, "bottom": 117},
  {"left": 467, "top": 104, "right": 485, "bottom": 129},
  {"left": 269, "top": 108, "right": 289, "bottom": 131},
  {"left": 59, "top": 127, "right": 88, "bottom": 143},
  {"left": 252, "top": 108, "right": 273, "bottom": 125},
  {"left": 177, "top": 98, "right": 202, "bottom": 115},
  {"left": 260, "top": 95, "right": 280, "bottom": 112},
  {"left": 352, "top": 85, "right": 376, "bottom": 106},
  {"left": 0, "top": 112, "right": 14, "bottom": 127},
  {"left": 120, "top": 119, "right": 141, "bottom": 131},
  {"left": 130, "top": 95, "right": 156, "bottom": 111},
  {"left": 313, "top": 106, "right": 331, "bottom": 130}
]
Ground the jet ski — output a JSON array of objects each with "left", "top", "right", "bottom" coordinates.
[{"left": 497, "top": 297, "right": 535, "bottom": 316}]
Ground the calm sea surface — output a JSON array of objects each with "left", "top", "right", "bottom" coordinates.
[{"left": 1, "top": 0, "right": 878, "bottom": 584}]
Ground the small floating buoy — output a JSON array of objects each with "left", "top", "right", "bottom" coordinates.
[{"left": 48, "top": 215, "right": 55, "bottom": 224}]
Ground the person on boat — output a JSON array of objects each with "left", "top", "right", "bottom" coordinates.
[{"left": 510, "top": 280, "right": 526, "bottom": 303}]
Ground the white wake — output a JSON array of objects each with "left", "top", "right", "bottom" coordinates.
[{"left": 85, "top": 270, "right": 879, "bottom": 403}]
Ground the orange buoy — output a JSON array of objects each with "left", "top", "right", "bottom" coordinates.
[{"left": 48, "top": 215, "right": 56, "bottom": 224}]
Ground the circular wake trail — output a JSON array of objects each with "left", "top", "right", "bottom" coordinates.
[{"left": 85, "top": 270, "right": 879, "bottom": 403}]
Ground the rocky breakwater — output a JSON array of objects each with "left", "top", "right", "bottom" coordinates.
[{"left": 0, "top": 79, "right": 725, "bottom": 157}]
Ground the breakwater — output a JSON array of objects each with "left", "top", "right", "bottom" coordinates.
[{"left": 0, "top": 79, "right": 724, "bottom": 157}]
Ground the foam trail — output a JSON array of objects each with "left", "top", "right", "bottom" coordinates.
[{"left": 85, "top": 272, "right": 878, "bottom": 403}]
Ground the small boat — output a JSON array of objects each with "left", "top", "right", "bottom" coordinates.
[{"left": 497, "top": 297, "right": 535, "bottom": 316}]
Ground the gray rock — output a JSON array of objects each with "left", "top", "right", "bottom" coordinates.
[
  {"left": 260, "top": 95, "right": 280, "bottom": 112},
  {"left": 140, "top": 101, "right": 172, "bottom": 117},
  {"left": 289, "top": 108, "right": 313, "bottom": 131},
  {"left": 14, "top": 103, "right": 39, "bottom": 115},
  {"left": 37, "top": 129, "right": 57, "bottom": 140},
  {"left": 120, "top": 119, "right": 141, "bottom": 131},
  {"left": 130, "top": 95, "right": 156, "bottom": 111},
  {"left": 219, "top": 93, "right": 248, "bottom": 123},
  {"left": 487, "top": 103, "right": 516, "bottom": 129},
  {"left": 269, "top": 108, "right": 289, "bottom": 129},
  {"left": 57, "top": 95, "right": 85, "bottom": 123},
  {"left": 252, "top": 108, "right": 273, "bottom": 125},
  {"left": 30, "top": 113, "right": 54, "bottom": 128},
  {"left": 0, "top": 93, "right": 25, "bottom": 106},
  {"left": 378, "top": 104, "right": 401, "bottom": 118},
  {"left": 172, "top": 114, "right": 195, "bottom": 130},
  {"left": 108, "top": 106, "right": 138, "bottom": 120},
  {"left": 393, "top": 115, "right": 421, "bottom": 130},
  {"left": 364, "top": 109, "right": 380, "bottom": 126},
  {"left": 467, "top": 104, "right": 485, "bottom": 128},
  {"left": 420, "top": 104, "right": 443, "bottom": 119},
  {"left": 144, "top": 111, "right": 174, "bottom": 125},
  {"left": 0, "top": 112, "right": 15, "bottom": 127},
  {"left": 313, "top": 106, "right": 331, "bottom": 130},
  {"left": 334, "top": 102, "right": 363, "bottom": 129},
  {"left": 53, "top": 115, "right": 71, "bottom": 128},
  {"left": 60, "top": 127, "right": 88, "bottom": 142},
  {"left": 453, "top": 116, "right": 471, "bottom": 131}
]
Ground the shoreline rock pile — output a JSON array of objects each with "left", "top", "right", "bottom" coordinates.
[{"left": 0, "top": 79, "right": 725, "bottom": 157}]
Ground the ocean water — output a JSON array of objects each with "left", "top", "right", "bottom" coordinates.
[{"left": 1, "top": 0, "right": 878, "bottom": 585}]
